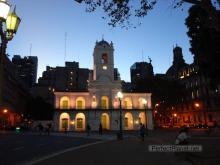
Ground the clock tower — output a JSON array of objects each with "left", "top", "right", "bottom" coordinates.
[{"left": 89, "top": 39, "right": 121, "bottom": 109}]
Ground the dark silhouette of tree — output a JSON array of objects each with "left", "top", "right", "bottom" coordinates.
[
  {"left": 74, "top": 0, "right": 219, "bottom": 27},
  {"left": 26, "top": 97, "right": 54, "bottom": 120},
  {"left": 185, "top": 1, "right": 220, "bottom": 86}
]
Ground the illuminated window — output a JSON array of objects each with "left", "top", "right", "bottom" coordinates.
[
  {"left": 62, "top": 101, "right": 68, "bottom": 109},
  {"left": 124, "top": 101, "right": 128, "bottom": 109},
  {"left": 192, "top": 91, "right": 194, "bottom": 99},
  {"left": 101, "top": 96, "right": 109, "bottom": 109},
  {"left": 77, "top": 100, "right": 83, "bottom": 109},
  {"left": 60, "top": 96, "right": 70, "bottom": 109},
  {"left": 76, "top": 97, "right": 85, "bottom": 109}
]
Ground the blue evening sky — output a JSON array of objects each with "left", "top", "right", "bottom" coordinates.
[{"left": 7, "top": 0, "right": 193, "bottom": 82}]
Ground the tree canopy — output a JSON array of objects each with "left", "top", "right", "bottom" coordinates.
[
  {"left": 185, "top": 1, "right": 220, "bottom": 86},
  {"left": 75, "top": 0, "right": 220, "bottom": 27}
]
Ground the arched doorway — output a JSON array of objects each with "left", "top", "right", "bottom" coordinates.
[
  {"left": 60, "top": 96, "right": 70, "bottom": 109},
  {"left": 75, "top": 113, "right": 86, "bottom": 131},
  {"left": 124, "top": 113, "right": 134, "bottom": 130},
  {"left": 101, "top": 113, "right": 110, "bottom": 130},
  {"left": 139, "top": 112, "right": 146, "bottom": 126},
  {"left": 101, "top": 96, "right": 109, "bottom": 109},
  {"left": 59, "top": 113, "right": 70, "bottom": 131}
]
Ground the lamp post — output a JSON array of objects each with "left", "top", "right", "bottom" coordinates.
[
  {"left": 142, "top": 99, "right": 147, "bottom": 127},
  {"left": 173, "top": 113, "right": 177, "bottom": 127},
  {"left": 194, "top": 102, "right": 206, "bottom": 126},
  {"left": 0, "top": 0, "right": 21, "bottom": 109},
  {"left": 117, "top": 91, "right": 123, "bottom": 140}
]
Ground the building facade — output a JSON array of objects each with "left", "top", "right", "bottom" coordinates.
[
  {"left": 53, "top": 40, "right": 153, "bottom": 131},
  {"left": 175, "top": 63, "right": 220, "bottom": 127},
  {"left": 159, "top": 45, "right": 220, "bottom": 127}
]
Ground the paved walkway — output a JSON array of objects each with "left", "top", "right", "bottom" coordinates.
[
  {"left": 32, "top": 137, "right": 192, "bottom": 165},
  {"left": 2, "top": 129, "right": 220, "bottom": 165}
]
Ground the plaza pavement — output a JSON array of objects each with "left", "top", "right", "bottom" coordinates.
[
  {"left": 26, "top": 129, "right": 220, "bottom": 165},
  {"left": 1, "top": 129, "right": 220, "bottom": 165}
]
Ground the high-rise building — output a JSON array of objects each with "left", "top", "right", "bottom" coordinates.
[
  {"left": 31, "top": 61, "right": 91, "bottom": 104},
  {"left": 37, "top": 61, "right": 91, "bottom": 92},
  {"left": 12, "top": 55, "right": 38, "bottom": 88},
  {"left": 130, "top": 61, "right": 154, "bottom": 91}
]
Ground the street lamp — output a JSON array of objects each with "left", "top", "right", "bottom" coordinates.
[
  {"left": 3, "top": 109, "right": 8, "bottom": 113},
  {"left": 117, "top": 91, "right": 123, "bottom": 140},
  {"left": 0, "top": 0, "right": 10, "bottom": 20},
  {"left": 172, "top": 113, "right": 177, "bottom": 126},
  {"left": 142, "top": 99, "right": 147, "bottom": 127},
  {"left": 0, "top": 1, "right": 21, "bottom": 108},
  {"left": 194, "top": 102, "right": 207, "bottom": 126}
]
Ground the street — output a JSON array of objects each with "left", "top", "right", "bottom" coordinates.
[{"left": 0, "top": 131, "right": 98, "bottom": 165}]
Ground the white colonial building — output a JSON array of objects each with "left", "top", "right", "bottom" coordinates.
[{"left": 53, "top": 40, "right": 153, "bottom": 131}]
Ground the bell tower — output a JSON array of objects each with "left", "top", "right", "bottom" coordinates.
[
  {"left": 93, "top": 39, "right": 114, "bottom": 82},
  {"left": 89, "top": 39, "right": 121, "bottom": 109}
]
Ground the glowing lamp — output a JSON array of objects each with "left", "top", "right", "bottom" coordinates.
[
  {"left": 117, "top": 91, "right": 123, "bottom": 100},
  {"left": 6, "top": 7, "right": 21, "bottom": 40},
  {"left": 3, "top": 109, "right": 8, "bottom": 113},
  {"left": 194, "top": 103, "right": 200, "bottom": 108},
  {"left": 0, "top": 0, "right": 10, "bottom": 20}
]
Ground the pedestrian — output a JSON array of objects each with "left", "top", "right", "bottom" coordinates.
[
  {"left": 38, "top": 123, "right": 44, "bottom": 135},
  {"left": 145, "top": 124, "right": 148, "bottom": 136},
  {"left": 46, "top": 123, "right": 52, "bottom": 135},
  {"left": 86, "top": 123, "right": 91, "bottom": 136},
  {"left": 214, "top": 121, "right": 219, "bottom": 133},
  {"left": 140, "top": 123, "right": 145, "bottom": 141},
  {"left": 99, "top": 123, "right": 102, "bottom": 135},
  {"left": 64, "top": 124, "right": 68, "bottom": 134}
]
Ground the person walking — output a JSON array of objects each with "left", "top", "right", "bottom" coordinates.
[
  {"left": 145, "top": 124, "right": 148, "bottom": 136},
  {"left": 86, "top": 123, "right": 91, "bottom": 136},
  {"left": 46, "top": 123, "right": 52, "bottom": 135},
  {"left": 99, "top": 123, "right": 103, "bottom": 135},
  {"left": 140, "top": 123, "right": 145, "bottom": 141},
  {"left": 38, "top": 123, "right": 44, "bottom": 135}
]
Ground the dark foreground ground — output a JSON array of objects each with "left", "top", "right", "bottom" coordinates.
[{"left": 0, "top": 129, "right": 220, "bottom": 165}]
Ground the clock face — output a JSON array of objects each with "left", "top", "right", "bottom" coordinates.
[{"left": 103, "top": 65, "right": 107, "bottom": 70}]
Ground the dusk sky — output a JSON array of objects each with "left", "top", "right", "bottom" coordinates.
[{"left": 7, "top": 0, "right": 193, "bottom": 82}]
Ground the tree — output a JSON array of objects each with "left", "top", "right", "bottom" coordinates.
[
  {"left": 26, "top": 97, "right": 54, "bottom": 120},
  {"left": 185, "top": 1, "right": 220, "bottom": 86},
  {"left": 74, "top": 0, "right": 219, "bottom": 27}
]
